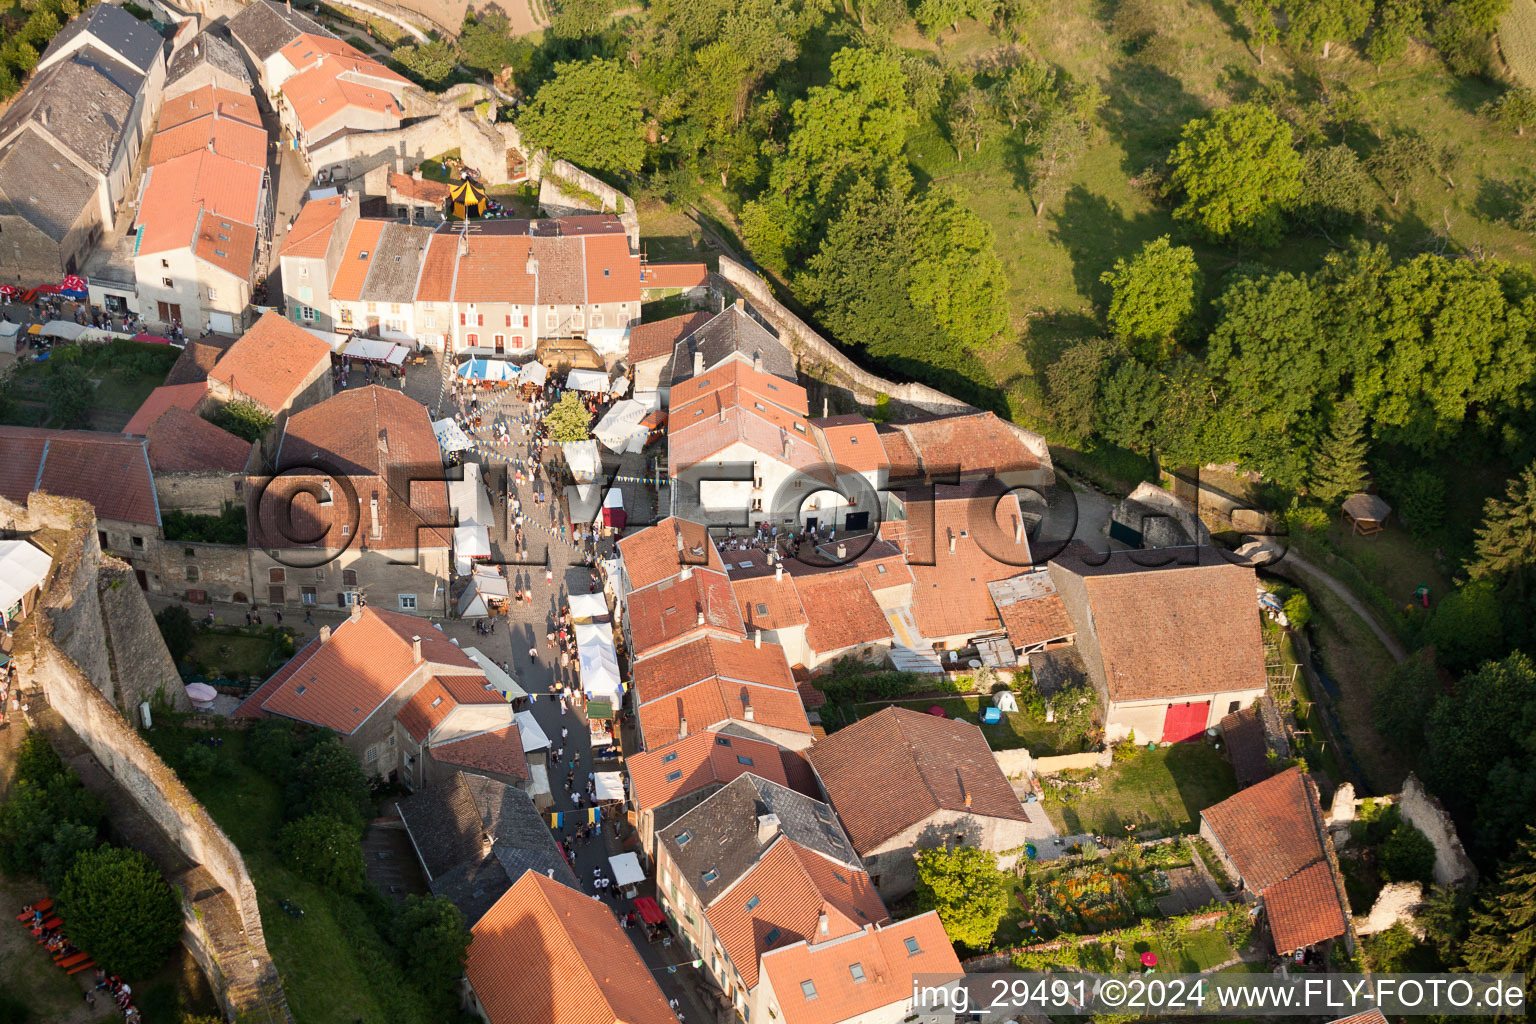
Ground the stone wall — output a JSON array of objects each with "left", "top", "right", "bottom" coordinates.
[
  {"left": 96, "top": 562, "right": 191, "bottom": 714},
  {"left": 8, "top": 492, "right": 291, "bottom": 1022},
  {"left": 317, "top": 100, "right": 539, "bottom": 191},
  {"left": 159, "top": 540, "right": 257, "bottom": 606},
  {"left": 153, "top": 470, "right": 244, "bottom": 517},
  {"left": 1394, "top": 775, "right": 1477, "bottom": 888},
  {"left": 546, "top": 159, "right": 640, "bottom": 250},
  {"left": 993, "top": 748, "right": 1108, "bottom": 779}
]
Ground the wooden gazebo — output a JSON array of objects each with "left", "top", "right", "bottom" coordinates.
[{"left": 1342, "top": 493, "right": 1391, "bottom": 537}]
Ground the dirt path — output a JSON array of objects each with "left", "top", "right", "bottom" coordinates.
[{"left": 1275, "top": 552, "right": 1407, "bottom": 663}]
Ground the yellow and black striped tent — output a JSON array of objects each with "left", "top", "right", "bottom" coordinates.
[{"left": 448, "top": 178, "right": 487, "bottom": 219}]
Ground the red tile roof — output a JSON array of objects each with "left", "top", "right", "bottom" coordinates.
[
  {"left": 875, "top": 425, "right": 920, "bottom": 482},
  {"left": 670, "top": 360, "right": 808, "bottom": 415},
  {"left": 251, "top": 606, "right": 477, "bottom": 733},
  {"left": 260, "top": 386, "right": 451, "bottom": 551},
  {"left": 1201, "top": 768, "right": 1347, "bottom": 954},
  {"left": 428, "top": 723, "right": 529, "bottom": 780},
  {"left": 637, "top": 678, "right": 811, "bottom": 749},
  {"left": 582, "top": 232, "right": 642, "bottom": 304},
  {"left": 990, "top": 570, "right": 1076, "bottom": 650},
  {"left": 156, "top": 86, "right": 264, "bottom": 132},
  {"left": 628, "top": 311, "right": 711, "bottom": 364},
  {"left": 794, "top": 570, "right": 892, "bottom": 655},
  {"left": 330, "top": 219, "right": 384, "bottom": 302},
  {"left": 234, "top": 635, "right": 322, "bottom": 718},
  {"left": 891, "top": 411, "right": 1042, "bottom": 478},
  {"left": 807, "top": 706, "right": 1029, "bottom": 854},
  {"left": 703, "top": 839, "right": 888, "bottom": 990},
  {"left": 732, "top": 572, "right": 808, "bottom": 633},
  {"left": 208, "top": 311, "right": 332, "bottom": 413},
  {"left": 389, "top": 171, "right": 451, "bottom": 204},
  {"left": 467, "top": 872, "right": 676, "bottom": 1024},
  {"left": 136, "top": 150, "right": 264, "bottom": 259},
  {"left": 639, "top": 262, "right": 708, "bottom": 289},
  {"left": 192, "top": 209, "right": 259, "bottom": 279},
  {"left": 395, "top": 674, "right": 503, "bottom": 742},
  {"left": 626, "top": 568, "right": 744, "bottom": 657},
  {"left": 415, "top": 231, "right": 458, "bottom": 302},
  {"left": 812, "top": 415, "right": 884, "bottom": 476},
  {"left": 0, "top": 427, "right": 159, "bottom": 526},
  {"left": 1067, "top": 559, "right": 1266, "bottom": 702},
  {"left": 617, "top": 518, "right": 724, "bottom": 591},
  {"left": 628, "top": 730, "right": 790, "bottom": 811},
  {"left": 669, "top": 383, "right": 829, "bottom": 482},
  {"left": 759, "top": 914, "right": 962, "bottom": 1024},
  {"left": 149, "top": 112, "right": 267, "bottom": 169},
  {"left": 280, "top": 194, "right": 346, "bottom": 258},
  {"left": 124, "top": 382, "right": 208, "bottom": 435},
  {"left": 145, "top": 406, "right": 252, "bottom": 473},
  {"left": 632, "top": 635, "right": 795, "bottom": 704},
  {"left": 884, "top": 488, "right": 1031, "bottom": 642}
]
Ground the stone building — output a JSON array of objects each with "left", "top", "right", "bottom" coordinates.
[
  {"left": 205, "top": 311, "right": 334, "bottom": 423},
  {"left": 163, "top": 30, "right": 253, "bottom": 101},
  {"left": 226, "top": 0, "right": 328, "bottom": 95},
  {"left": 329, "top": 219, "right": 433, "bottom": 343},
  {"left": 806, "top": 706, "right": 1033, "bottom": 898},
  {"left": 278, "top": 192, "right": 360, "bottom": 334},
  {"left": 247, "top": 385, "right": 450, "bottom": 617}
]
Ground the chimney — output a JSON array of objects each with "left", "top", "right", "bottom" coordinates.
[
  {"left": 1014, "top": 516, "right": 1023, "bottom": 544},
  {"left": 457, "top": 230, "right": 469, "bottom": 257},
  {"left": 192, "top": 41, "right": 200, "bottom": 57},
  {"left": 752, "top": 350, "right": 761, "bottom": 372},
  {"left": 411, "top": 635, "right": 422, "bottom": 663},
  {"left": 526, "top": 248, "right": 537, "bottom": 276},
  {"left": 744, "top": 704, "right": 754, "bottom": 721},
  {"left": 377, "top": 428, "right": 389, "bottom": 453},
  {"left": 412, "top": 167, "right": 423, "bottom": 181},
  {"left": 965, "top": 789, "right": 973, "bottom": 808},
  {"left": 350, "top": 602, "right": 362, "bottom": 621},
  {"left": 676, "top": 529, "right": 684, "bottom": 553},
  {"left": 207, "top": 137, "right": 215, "bottom": 154},
  {"left": 836, "top": 543, "right": 846, "bottom": 560},
  {"left": 756, "top": 813, "right": 779, "bottom": 845},
  {"left": 693, "top": 349, "right": 704, "bottom": 377},
  {"left": 822, "top": 397, "right": 828, "bottom": 418},
  {"left": 40, "top": 107, "right": 48, "bottom": 127},
  {"left": 734, "top": 298, "right": 744, "bottom": 313},
  {"left": 782, "top": 436, "right": 791, "bottom": 460},
  {"left": 679, "top": 717, "right": 687, "bottom": 737},
  {"left": 696, "top": 609, "right": 705, "bottom": 626},
  {"left": 818, "top": 908, "right": 829, "bottom": 937},
  {"left": 948, "top": 529, "right": 956, "bottom": 555},
  {"left": 774, "top": 564, "right": 783, "bottom": 583},
  {"left": 319, "top": 625, "right": 332, "bottom": 642},
  {"left": 370, "top": 494, "right": 381, "bottom": 540},
  {"left": 755, "top": 630, "right": 762, "bottom": 649},
  {"left": 718, "top": 401, "right": 726, "bottom": 425},
  {"left": 679, "top": 564, "right": 692, "bottom": 581}
]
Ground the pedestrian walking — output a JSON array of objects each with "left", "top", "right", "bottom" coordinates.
[{"left": 528, "top": 645, "right": 538, "bottom": 662}]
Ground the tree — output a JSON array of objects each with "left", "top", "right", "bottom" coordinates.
[
  {"left": 1366, "top": 129, "right": 1433, "bottom": 207},
  {"left": 41, "top": 822, "right": 99, "bottom": 893},
  {"left": 550, "top": 0, "right": 614, "bottom": 36},
  {"left": 913, "top": 845, "right": 1011, "bottom": 948},
  {"left": 907, "top": 190, "right": 1011, "bottom": 350},
  {"left": 209, "top": 400, "right": 274, "bottom": 442},
  {"left": 915, "top": 0, "right": 966, "bottom": 36},
  {"left": 1483, "top": 86, "right": 1536, "bottom": 136},
  {"left": 391, "top": 39, "right": 456, "bottom": 86},
  {"left": 15, "top": 731, "right": 65, "bottom": 786},
  {"left": 287, "top": 738, "right": 372, "bottom": 825},
  {"left": 1379, "top": 818, "right": 1437, "bottom": 886},
  {"left": 1237, "top": 0, "right": 1279, "bottom": 63},
  {"left": 1050, "top": 682, "right": 1099, "bottom": 747},
  {"left": 1025, "top": 114, "right": 1088, "bottom": 218},
  {"left": 45, "top": 362, "right": 93, "bottom": 429},
  {"left": 249, "top": 719, "right": 301, "bottom": 781},
  {"left": 1167, "top": 103, "right": 1304, "bottom": 245},
  {"left": 1462, "top": 826, "right": 1536, "bottom": 985},
  {"left": 989, "top": 58, "right": 1057, "bottom": 136},
  {"left": 155, "top": 605, "right": 197, "bottom": 664},
  {"left": 1365, "top": 0, "right": 1424, "bottom": 67},
  {"left": 59, "top": 847, "right": 182, "bottom": 977},
  {"left": 1308, "top": 398, "right": 1368, "bottom": 504},
  {"left": 279, "top": 815, "right": 366, "bottom": 892},
  {"left": 518, "top": 58, "right": 645, "bottom": 175},
  {"left": 1280, "top": 0, "right": 1372, "bottom": 57},
  {"left": 392, "top": 895, "right": 471, "bottom": 1004},
  {"left": 1373, "top": 654, "right": 1440, "bottom": 753},
  {"left": 1298, "top": 144, "right": 1372, "bottom": 228},
  {"left": 1469, "top": 461, "right": 1536, "bottom": 596},
  {"left": 1425, "top": 581, "right": 1504, "bottom": 674},
  {"left": 545, "top": 392, "right": 593, "bottom": 442},
  {"left": 944, "top": 85, "right": 997, "bottom": 160},
  {"left": 456, "top": 13, "right": 516, "bottom": 74},
  {"left": 1099, "top": 236, "right": 1202, "bottom": 360},
  {"left": 1044, "top": 337, "right": 1116, "bottom": 443}
]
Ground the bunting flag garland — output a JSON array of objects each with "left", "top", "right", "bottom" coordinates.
[{"left": 548, "top": 813, "right": 563, "bottom": 828}]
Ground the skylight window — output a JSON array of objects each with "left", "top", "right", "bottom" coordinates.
[
  {"left": 746, "top": 895, "right": 759, "bottom": 910},
  {"left": 849, "top": 964, "right": 866, "bottom": 983},
  {"left": 904, "top": 937, "right": 921, "bottom": 955},
  {"left": 665, "top": 769, "right": 682, "bottom": 782},
  {"left": 832, "top": 871, "right": 847, "bottom": 883},
  {"left": 702, "top": 869, "right": 719, "bottom": 884},
  {"left": 765, "top": 927, "right": 782, "bottom": 945},
  {"left": 715, "top": 737, "right": 731, "bottom": 747},
  {"left": 430, "top": 696, "right": 443, "bottom": 708},
  {"left": 756, "top": 603, "right": 768, "bottom": 615},
  {"left": 295, "top": 685, "right": 307, "bottom": 695},
  {"left": 662, "top": 751, "right": 679, "bottom": 763},
  {"left": 800, "top": 981, "right": 817, "bottom": 1000},
  {"left": 359, "top": 250, "right": 369, "bottom": 259},
  {"left": 737, "top": 755, "right": 754, "bottom": 766},
  {"left": 676, "top": 830, "right": 692, "bottom": 845}
]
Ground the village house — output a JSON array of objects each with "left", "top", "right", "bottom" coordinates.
[
  {"left": 614, "top": 516, "right": 727, "bottom": 650},
  {"left": 631, "top": 634, "right": 814, "bottom": 751},
  {"left": 0, "top": 3, "right": 166, "bottom": 282},
  {"left": 386, "top": 169, "right": 451, "bottom": 223},
  {"left": 328, "top": 219, "right": 432, "bottom": 343},
  {"left": 463, "top": 871, "right": 677, "bottom": 1024},
  {"left": 655, "top": 774, "right": 888, "bottom": 1023},
  {"left": 226, "top": 0, "right": 332, "bottom": 95},
  {"left": 397, "top": 770, "right": 574, "bottom": 925},
  {"left": 657, "top": 301, "right": 797, "bottom": 401},
  {"left": 877, "top": 410, "right": 1055, "bottom": 492},
  {"left": 756, "top": 914, "right": 963, "bottom": 1024},
  {"left": 205, "top": 311, "right": 334, "bottom": 424},
  {"left": 627, "top": 730, "right": 818, "bottom": 864},
  {"left": 278, "top": 192, "right": 361, "bottom": 335},
  {"left": 806, "top": 707, "right": 1033, "bottom": 898},
  {"left": 988, "top": 568, "right": 1078, "bottom": 660},
  {"left": 247, "top": 385, "right": 452, "bottom": 618},
  {"left": 134, "top": 85, "right": 271, "bottom": 332},
  {"left": 629, "top": 311, "right": 712, "bottom": 395},
  {"left": 1046, "top": 547, "right": 1269, "bottom": 743},
  {"left": 1200, "top": 767, "right": 1351, "bottom": 956},
  {"left": 130, "top": 393, "right": 253, "bottom": 514},
  {"left": 271, "top": 34, "right": 411, "bottom": 166},
  {"left": 163, "top": 30, "right": 253, "bottom": 101},
  {"left": 235, "top": 603, "right": 517, "bottom": 787}
]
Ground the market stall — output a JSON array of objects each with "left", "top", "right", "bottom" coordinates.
[
  {"left": 567, "top": 591, "right": 609, "bottom": 623},
  {"left": 565, "top": 368, "right": 611, "bottom": 393},
  {"left": 514, "top": 710, "right": 550, "bottom": 754},
  {"left": 599, "top": 487, "right": 627, "bottom": 530},
  {"left": 456, "top": 358, "right": 518, "bottom": 385},
  {"left": 593, "top": 399, "right": 650, "bottom": 454},
  {"left": 593, "top": 772, "right": 626, "bottom": 802},
  {"left": 449, "top": 462, "right": 495, "bottom": 575},
  {"left": 609, "top": 853, "right": 645, "bottom": 899},
  {"left": 341, "top": 337, "right": 409, "bottom": 366},
  {"left": 576, "top": 620, "right": 622, "bottom": 704},
  {"left": 455, "top": 566, "right": 508, "bottom": 618},
  {"left": 463, "top": 645, "right": 527, "bottom": 702},
  {"left": 432, "top": 417, "right": 474, "bottom": 455},
  {"left": 559, "top": 440, "right": 601, "bottom": 484},
  {"left": 40, "top": 321, "right": 89, "bottom": 342}
]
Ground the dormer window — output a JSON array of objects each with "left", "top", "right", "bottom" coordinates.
[
  {"left": 676, "top": 830, "right": 692, "bottom": 845},
  {"left": 701, "top": 868, "right": 718, "bottom": 884},
  {"left": 430, "top": 697, "right": 443, "bottom": 708}
]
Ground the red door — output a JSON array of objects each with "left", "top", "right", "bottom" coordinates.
[{"left": 1161, "top": 701, "right": 1210, "bottom": 743}]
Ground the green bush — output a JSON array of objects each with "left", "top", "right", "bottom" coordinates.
[
  {"left": 209, "top": 401, "right": 274, "bottom": 443},
  {"left": 1283, "top": 591, "right": 1313, "bottom": 631},
  {"left": 248, "top": 718, "right": 301, "bottom": 781},
  {"left": 162, "top": 503, "right": 247, "bottom": 545},
  {"left": 59, "top": 847, "right": 183, "bottom": 977},
  {"left": 286, "top": 737, "right": 372, "bottom": 825},
  {"left": 391, "top": 895, "right": 471, "bottom": 1007},
  {"left": 279, "top": 815, "right": 366, "bottom": 893},
  {"left": 15, "top": 731, "right": 65, "bottom": 786},
  {"left": 1379, "top": 818, "right": 1437, "bottom": 887},
  {"left": 156, "top": 605, "right": 198, "bottom": 663}
]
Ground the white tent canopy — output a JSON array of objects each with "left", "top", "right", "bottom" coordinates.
[
  {"left": 41, "top": 320, "right": 89, "bottom": 341},
  {"left": 0, "top": 540, "right": 52, "bottom": 618},
  {"left": 559, "top": 440, "right": 601, "bottom": 484},
  {"left": 342, "top": 338, "right": 408, "bottom": 365},
  {"left": 303, "top": 327, "right": 349, "bottom": 351},
  {"left": 567, "top": 591, "right": 609, "bottom": 622},
  {"left": 514, "top": 710, "right": 550, "bottom": 751},
  {"left": 0, "top": 322, "right": 18, "bottom": 354},
  {"left": 993, "top": 690, "right": 1020, "bottom": 713},
  {"left": 463, "top": 646, "right": 527, "bottom": 701},
  {"left": 593, "top": 772, "right": 626, "bottom": 802},
  {"left": 593, "top": 399, "right": 650, "bottom": 454},
  {"left": 520, "top": 360, "right": 547, "bottom": 387},
  {"left": 575, "top": 621, "right": 622, "bottom": 702},
  {"left": 450, "top": 462, "right": 495, "bottom": 575},
  {"left": 455, "top": 566, "right": 507, "bottom": 618},
  {"left": 453, "top": 524, "right": 490, "bottom": 576},
  {"left": 609, "top": 852, "right": 645, "bottom": 887},
  {"left": 565, "top": 368, "right": 611, "bottom": 393},
  {"left": 433, "top": 417, "right": 473, "bottom": 453},
  {"left": 564, "top": 483, "right": 602, "bottom": 529},
  {"left": 457, "top": 358, "right": 518, "bottom": 382}
]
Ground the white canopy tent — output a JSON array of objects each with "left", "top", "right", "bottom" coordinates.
[
  {"left": 593, "top": 772, "right": 626, "bottom": 802},
  {"left": 450, "top": 462, "right": 495, "bottom": 575},
  {"left": 0, "top": 322, "right": 18, "bottom": 354},
  {"left": 342, "top": 338, "right": 408, "bottom": 365},
  {"left": 575, "top": 621, "right": 622, "bottom": 702},
  {"left": 463, "top": 646, "right": 527, "bottom": 701},
  {"left": 593, "top": 399, "right": 650, "bottom": 454},
  {"left": 432, "top": 417, "right": 473, "bottom": 454},
  {"left": 564, "top": 483, "right": 602, "bottom": 530},
  {"left": 565, "top": 368, "right": 611, "bottom": 393},
  {"left": 514, "top": 710, "right": 550, "bottom": 752},
  {"left": 609, "top": 852, "right": 645, "bottom": 888},
  {"left": 0, "top": 540, "right": 52, "bottom": 624},
  {"left": 303, "top": 327, "right": 350, "bottom": 351},
  {"left": 455, "top": 566, "right": 507, "bottom": 618},
  {"left": 567, "top": 591, "right": 609, "bottom": 622},
  {"left": 453, "top": 525, "right": 490, "bottom": 577},
  {"left": 559, "top": 440, "right": 601, "bottom": 484},
  {"left": 994, "top": 689, "right": 1020, "bottom": 713},
  {"left": 520, "top": 360, "right": 548, "bottom": 387},
  {"left": 457, "top": 358, "right": 518, "bottom": 382},
  {"left": 40, "top": 320, "right": 89, "bottom": 341}
]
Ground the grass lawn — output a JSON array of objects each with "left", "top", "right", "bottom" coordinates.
[
  {"left": 143, "top": 725, "right": 441, "bottom": 1024},
  {"left": 186, "top": 632, "right": 278, "bottom": 681},
  {"left": 1042, "top": 743, "right": 1237, "bottom": 837},
  {"left": 636, "top": 203, "right": 721, "bottom": 270},
  {"left": 868, "top": 696, "right": 1082, "bottom": 755},
  {"left": 3, "top": 341, "right": 178, "bottom": 432}
]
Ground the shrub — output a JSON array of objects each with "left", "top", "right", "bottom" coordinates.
[
  {"left": 1379, "top": 818, "right": 1437, "bottom": 887},
  {"left": 914, "top": 845, "right": 1011, "bottom": 950},
  {"left": 1283, "top": 592, "right": 1313, "bottom": 631},
  {"left": 155, "top": 605, "right": 198, "bottom": 663},
  {"left": 15, "top": 732, "right": 65, "bottom": 786},
  {"left": 391, "top": 895, "right": 471, "bottom": 1005},
  {"left": 59, "top": 847, "right": 183, "bottom": 977},
  {"left": 209, "top": 400, "right": 274, "bottom": 443},
  {"left": 248, "top": 719, "right": 300, "bottom": 781},
  {"left": 278, "top": 815, "right": 366, "bottom": 893},
  {"left": 286, "top": 738, "right": 372, "bottom": 825}
]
